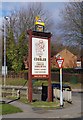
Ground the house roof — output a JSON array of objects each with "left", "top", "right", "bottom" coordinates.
[
  {"left": 55, "top": 49, "right": 77, "bottom": 59},
  {"left": 54, "top": 49, "right": 77, "bottom": 68}
]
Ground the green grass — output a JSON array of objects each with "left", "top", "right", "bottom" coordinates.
[
  {"left": 0, "top": 103, "right": 23, "bottom": 115},
  {"left": 33, "top": 80, "right": 48, "bottom": 87},
  {"left": 19, "top": 97, "right": 29, "bottom": 104},
  {"left": 6, "top": 96, "right": 29, "bottom": 104},
  {"left": 2, "top": 78, "right": 27, "bottom": 86},
  {"left": 30, "top": 101, "right": 60, "bottom": 109}
]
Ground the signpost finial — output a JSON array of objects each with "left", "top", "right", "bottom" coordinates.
[{"left": 35, "top": 16, "right": 45, "bottom": 32}]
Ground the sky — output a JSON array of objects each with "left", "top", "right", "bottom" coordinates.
[
  {"left": 1, "top": 0, "right": 82, "bottom": 2},
  {"left": 0, "top": 2, "right": 66, "bottom": 28},
  {"left": 0, "top": 0, "right": 82, "bottom": 31},
  {"left": 2, "top": 2, "right": 65, "bottom": 19}
]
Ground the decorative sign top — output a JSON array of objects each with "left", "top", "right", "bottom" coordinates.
[
  {"left": 34, "top": 16, "right": 45, "bottom": 32},
  {"left": 56, "top": 58, "right": 64, "bottom": 68},
  {"left": 35, "top": 16, "right": 45, "bottom": 26}
]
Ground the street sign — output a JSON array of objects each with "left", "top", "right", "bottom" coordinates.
[
  {"left": 56, "top": 58, "right": 64, "bottom": 107},
  {"left": 56, "top": 59, "right": 64, "bottom": 68},
  {"left": 2, "top": 66, "right": 7, "bottom": 75}
]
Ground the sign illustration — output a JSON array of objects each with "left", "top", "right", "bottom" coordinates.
[{"left": 32, "top": 37, "right": 49, "bottom": 78}]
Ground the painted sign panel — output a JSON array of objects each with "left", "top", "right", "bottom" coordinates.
[
  {"left": 56, "top": 59, "right": 64, "bottom": 68},
  {"left": 2, "top": 66, "right": 7, "bottom": 75},
  {"left": 32, "top": 37, "right": 49, "bottom": 78}
]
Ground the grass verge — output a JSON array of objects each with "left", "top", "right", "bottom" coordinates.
[
  {"left": 1, "top": 77, "right": 81, "bottom": 89},
  {"left": 0, "top": 103, "right": 23, "bottom": 115},
  {"left": 2, "top": 78, "right": 27, "bottom": 86},
  {"left": 30, "top": 101, "right": 60, "bottom": 109}
]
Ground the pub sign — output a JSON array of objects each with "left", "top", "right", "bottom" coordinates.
[{"left": 32, "top": 37, "right": 49, "bottom": 78}]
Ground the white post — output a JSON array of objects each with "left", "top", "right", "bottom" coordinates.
[{"left": 60, "top": 68, "right": 63, "bottom": 107}]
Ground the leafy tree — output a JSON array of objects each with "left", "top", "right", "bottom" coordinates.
[
  {"left": 6, "top": 25, "right": 28, "bottom": 73},
  {"left": 5, "top": 2, "right": 55, "bottom": 72}
]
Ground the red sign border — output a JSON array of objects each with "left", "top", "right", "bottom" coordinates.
[
  {"left": 29, "top": 30, "right": 51, "bottom": 79},
  {"left": 56, "top": 58, "right": 64, "bottom": 68}
]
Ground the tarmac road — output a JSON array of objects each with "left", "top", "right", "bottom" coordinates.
[{"left": 1, "top": 92, "right": 83, "bottom": 119}]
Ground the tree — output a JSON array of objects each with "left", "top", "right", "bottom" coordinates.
[
  {"left": 57, "top": 2, "right": 82, "bottom": 46},
  {"left": 5, "top": 2, "right": 55, "bottom": 72},
  {"left": 9, "top": 3, "right": 55, "bottom": 41},
  {"left": 6, "top": 24, "right": 28, "bottom": 72}
]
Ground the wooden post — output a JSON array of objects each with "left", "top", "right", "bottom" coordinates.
[{"left": 48, "top": 37, "right": 52, "bottom": 102}]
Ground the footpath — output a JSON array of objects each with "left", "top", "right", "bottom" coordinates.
[
  {"left": 1, "top": 90, "right": 83, "bottom": 119},
  {"left": 1, "top": 85, "right": 83, "bottom": 119}
]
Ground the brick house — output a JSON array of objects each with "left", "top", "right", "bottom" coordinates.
[{"left": 51, "top": 49, "right": 77, "bottom": 68}]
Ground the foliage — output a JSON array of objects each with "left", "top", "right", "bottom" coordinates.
[
  {"left": 6, "top": 26, "right": 28, "bottom": 72},
  {"left": 4, "top": 3, "right": 55, "bottom": 73}
]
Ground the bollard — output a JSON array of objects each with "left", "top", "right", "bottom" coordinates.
[{"left": 17, "top": 90, "right": 20, "bottom": 98}]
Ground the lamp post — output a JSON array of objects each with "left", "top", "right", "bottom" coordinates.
[{"left": 3, "top": 16, "right": 8, "bottom": 86}]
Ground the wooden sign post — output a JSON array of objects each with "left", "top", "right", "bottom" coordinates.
[{"left": 27, "top": 30, "right": 52, "bottom": 102}]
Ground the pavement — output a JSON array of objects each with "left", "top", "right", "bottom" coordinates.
[
  {"left": 1, "top": 86, "right": 83, "bottom": 119},
  {"left": 1, "top": 91, "right": 83, "bottom": 119}
]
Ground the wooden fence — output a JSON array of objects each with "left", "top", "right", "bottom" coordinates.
[{"left": 4, "top": 71, "right": 82, "bottom": 83}]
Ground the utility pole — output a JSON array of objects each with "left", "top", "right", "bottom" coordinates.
[{"left": 3, "top": 16, "right": 8, "bottom": 86}]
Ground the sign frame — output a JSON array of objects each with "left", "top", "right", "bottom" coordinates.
[
  {"left": 27, "top": 30, "right": 52, "bottom": 102},
  {"left": 28, "top": 30, "right": 51, "bottom": 79}
]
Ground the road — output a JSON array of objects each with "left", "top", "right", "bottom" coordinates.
[{"left": 1, "top": 92, "right": 83, "bottom": 119}]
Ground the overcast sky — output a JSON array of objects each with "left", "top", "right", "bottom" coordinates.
[
  {"left": 1, "top": 2, "right": 66, "bottom": 24},
  {"left": 0, "top": 0, "right": 82, "bottom": 32},
  {"left": 1, "top": 0, "right": 82, "bottom": 2},
  {"left": 2, "top": 2, "right": 64, "bottom": 17}
]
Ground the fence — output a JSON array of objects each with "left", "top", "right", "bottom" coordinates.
[
  {"left": 5, "top": 71, "right": 82, "bottom": 83},
  {"left": 6, "top": 71, "right": 25, "bottom": 78},
  {"left": 51, "top": 72, "right": 82, "bottom": 83}
]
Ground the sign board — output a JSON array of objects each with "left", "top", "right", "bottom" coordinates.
[
  {"left": 56, "top": 59, "right": 64, "bottom": 68},
  {"left": 2, "top": 66, "right": 7, "bottom": 75},
  {"left": 32, "top": 37, "right": 49, "bottom": 78},
  {"left": 28, "top": 30, "right": 52, "bottom": 102}
]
